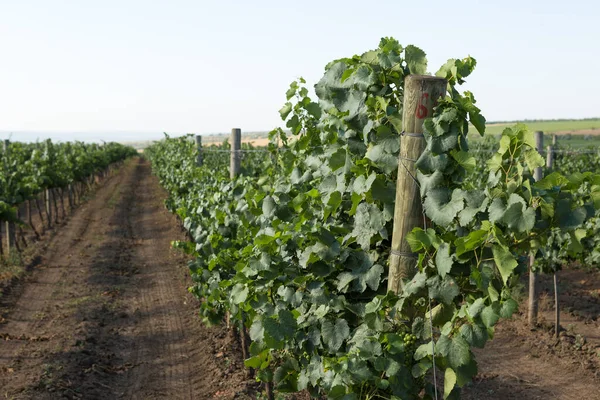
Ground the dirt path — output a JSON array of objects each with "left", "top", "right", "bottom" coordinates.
[
  {"left": 0, "top": 158, "right": 252, "bottom": 399},
  {"left": 462, "top": 270, "right": 600, "bottom": 400}
]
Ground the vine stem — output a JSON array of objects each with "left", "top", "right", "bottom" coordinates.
[{"left": 429, "top": 298, "right": 438, "bottom": 400}]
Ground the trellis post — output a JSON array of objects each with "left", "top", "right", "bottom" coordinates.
[
  {"left": 387, "top": 76, "right": 447, "bottom": 293},
  {"left": 528, "top": 131, "right": 543, "bottom": 325},
  {"left": 230, "top": 128, "right": 241, "bottom": 179},
  {"left": 3, "top": 140, "right": 16, "bottom": 254},
  {"left": 195, "top": 135, "right": 203, "bottom": 166}
]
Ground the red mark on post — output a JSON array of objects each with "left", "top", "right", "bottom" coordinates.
[{"left": 415, "top": 93, "right": 429, "bottom": 119}]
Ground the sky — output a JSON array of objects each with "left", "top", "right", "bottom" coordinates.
[{"left": 0, "top": 0, "right": 598, "bottom": 143}]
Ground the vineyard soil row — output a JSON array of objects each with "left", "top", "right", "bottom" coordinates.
[
  {"left": 463, "top": 267, "right": 600, "bottom": 399},
  {"left": 0, "top": 158, "right": 254, "bottom": 399}
]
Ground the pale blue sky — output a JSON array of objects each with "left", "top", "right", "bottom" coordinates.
[{"left": 0, "top": 0, "right": 598, "bottom": 142}]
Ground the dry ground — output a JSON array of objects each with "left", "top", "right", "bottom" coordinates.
[
  {"left": 462, "top": 267, "right": 600, "bottom": 399},
  {"left": 0, "top": 158, "right": 255, "bottom": 399}
]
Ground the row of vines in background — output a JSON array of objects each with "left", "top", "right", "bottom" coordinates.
[
  {"left": 146, "top": 38, "right": 600, "bottom": 399},
  {"left": 0, "top": 140, "right": 137, "bottom": 258}
]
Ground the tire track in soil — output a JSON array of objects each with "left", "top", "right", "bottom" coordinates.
[
  {"left": 119, "top": 159, "right": 199, "bottom": 399},
  {"left": 0, "top": 158, "right": 254, "bottom": 399}
]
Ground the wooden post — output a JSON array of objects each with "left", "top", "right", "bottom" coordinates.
[
  {"left": 45, "top": 188, "right": 53, "bottom": 229},
  {"left": 546, "top": 145, "right": 554, "bottom": 170},
  {"left": 3, "top": 140, "right": 16, "bottom": 254},
  {"left": 195, "top": 135, "right": 203, "bottom": 166},
  {"left": 35, "top": 196, "right": 45, "bottom": 234},
  {"left": 387, "top": 75, "right": 447, "bottom": 293},
  {"left": 52, "top": 188, "right": 59, "bottom": 224},
  {"left": 552, "top": 134, "right": 557, "bottom": 146},
  {"left": 230, "top": 128, "right": 241, "bottom": 179},
  {"left": 67, "top": 184, "right": 74, "bottom": 210},
  {"left": 554, "top": 273, "right": 560, "bottom": 337},
  {"left": 27, "top": 200, "right": 40, "bottom": 239},
  {"left": 528, "top": 131, "right": 543, "bottom": 326},
  {"left": 547, "top": 141, "right": 560, "bottom": 336}
]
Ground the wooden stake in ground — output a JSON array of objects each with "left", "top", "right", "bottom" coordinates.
[
  {"left": 35, "top": 196, "right": 45, "bottom": 234},
  {"left": 3, "top": 140, "right": 16, "bottom": 254},
  {"left": 195, "top": 135, "right": 203, "bottom": 166},
  {"left": 45, "top": 188, "right": 53, "bottom": 229},
  {"left": 528, "top": 131, "right": 544, "bottom": 326},
  {"left": 554, "top": 273, "right": 560, "bottom": 337},
  {"left": 27, "top": 200, "right": 40, "bottom": 239},
  {"left": 67, "top": 183, "right": 74, "bottom": 210},
  {"left": 387, "top": 75, "right": 447, "bottom": 293},
  {"left": 546, "top": 145, "right": 554, "bottom": 170},
  {"left": 546, "top": 142, "right": 560, "bottom": 336},
  {"left": 230, "top": 128, "right": 241, "bottom": 179},
  {"left": 52, "top": 188, "right": 59, "bottom": 224}
]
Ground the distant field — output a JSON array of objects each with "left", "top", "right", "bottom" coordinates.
[
  {"left": 473, "top": 119, "right": 600, "bottom": 148},
  {"left": 122, "top": 120, "right": 600, "bottom": 150},
  {"left": 482, "top": 119, "right": 600, "bottom": 136}
]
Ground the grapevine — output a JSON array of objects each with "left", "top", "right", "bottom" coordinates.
[{"left": 147, "top": 38, "right": 600, "bottom": 399}]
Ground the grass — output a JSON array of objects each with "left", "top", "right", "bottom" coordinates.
[
  {"left": 467, "top": 119, "right": 600, "bottom": 149},
  {"left": 483, "top": 119, "right": 600, "bottom": 136}
]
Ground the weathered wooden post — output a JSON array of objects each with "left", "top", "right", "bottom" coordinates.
[
  {"left": 552, "top": 134, "right": 557, "bottom": 146},
  {"left": 68, "top": 183, "right": 74, "bottom": 210},
  {"left": 546, "top": 141, "right": 560, "bottom": 335},
  {"left": 45, "top": 188, "right": 53, "bottom": 229},
  {"left": 230, "top": 128, "right": 241, "bottom": 179},
  {"left": 3, "top": 140, "right": 16, "bottom": 254},
  {"left": 195, "top": 135, "right": 203, "bottom": 166},
  {"left": 387, "top": 76, "right": 447, "bottom": 293},
  {"left": 546, "top": 144, "right": 554, "bottom": 170},
  {"left": 528, "top": 131, "right": 544, "bottom": 326}
]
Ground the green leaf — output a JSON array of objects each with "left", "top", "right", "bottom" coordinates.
[
  {"left": 492, "top": 245, "right": 518, "bottom": 285},
  {"left": 366, "top": 144, "right": 398, "bottom": 174},
  {"left": 444, "top": 368, "right": 457, "bottom": 399},
  {"left": 264, "top": 310, "right": 297, "bottom": 346},
  {"left": 262, "top": 196, "right": 276, "bottom": 218},
  {"left": 459, "top": 322, "right": 487, "bottom": 348},
  {"left": 435, "top": 242, "right": 454, "bottom": 278},
  {"left": 450, "top": 150, "right": 476, "bottom": 173},
  {"left": 405, "top": 45, "right": 427, "bottom": 75},
  {"left": 414, "top": 341, "right": 433, "bottom": 360},
  {"left": 469, "top": 111, "right": 486, "bottom": 135},
  {"left": 557, "top": 200, "right": 586, "bottom": 230},
  {"left": 436, "top": 335, "right": 471, "bottom": 369},
  {"left": 305, "top": 102, "right": 322, "bottom": 119},
  {"left": 329, "top": 148, "right": 347, "bottom": 171},
  {"left": 534, "top": 172, "right": 570, "bottom": 190},
  {"left": 499, "top": 299, "right": 519, "bottom": 318},
  {"left": 321, "top": 319, "right": 350, "bottom": 352},
  {"left": 489, "top": 194, "right": 535, "bottom": 232},
  {"left": 352, "top": 202, "right": 385, "bottom": 250},
  {"left": 428, "top": 275, "right": 459, "bottom": 305},
  {"left": 523, "top": 149, "right": 545, "bottom": 172},
  {"left": 481, "top": 305, "right": 500, "bottom": 328},
  {"left": 423, "top": 189, "right": 465, "bottom": 227},
  {"left": 455, "top": 229, "right": 487, "bottom": 257},
  {"left": 279, "top": 102, "right": 293, "bottom": 120},
  {"left": 230, "top": 284, "right": 249, "bottom": 305},
  {"left": 467, "top": 298, "right": 485, "bottom": 319},
  {"left": 407, "top": 228, "right": 439, "bottom": 252}
]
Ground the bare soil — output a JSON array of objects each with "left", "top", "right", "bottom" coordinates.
[
  {"left": 462, "top": 267, "right": 600, "bottom": 400},
  {"left": 0, "top": 158, "right": 255, "bottom": 399}
]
